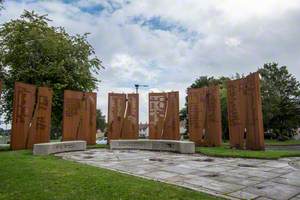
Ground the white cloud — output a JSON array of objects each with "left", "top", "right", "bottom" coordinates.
[
  {"left": 1, "top": 0, "right": 300, "bottom": 123},
  {"left": 110, "top": 54, "right": 159, "bottom": 81},
  {"left": 225, "top": 37, "right": 241, "bottom": 47}
]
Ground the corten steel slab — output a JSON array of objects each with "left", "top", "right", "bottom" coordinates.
[
  {"left": 162, "top": 91, "right": 180, "bottom": 140},
  {"left": 245, "top": 73, "right": 265, "bottom": 150},
  {"left": 227, "top": 72, "right": 265, "bottom": 150},
  {"left": 62, "top": 90, "right": 83, "bottom": 141},
  {"left": 148, "top": 93, "right": 167, "bottom": 139},
  {"left": 108, "top": 93, "right": 126, "bottom": 141},
  {"left": 0, "top": 80, "right": 2, "bottom": 97},
  {"left": 121, "top": 93, "right": 139, "bottom": 139},
  {"left": 187, "top": 86, "right": 222, "bottom": 146},
  {"left": 62, "top": 90, "right": 97, "bottom": 145},
  {"left": 11, "top": 82, "right": 36, "bottom": 150},
  {"left": 82, "top": 92, "right": 97, "bottom": 145},
  {"left": 27, "top": 87, "right": 53, "bottom": 148},
  {"left": 227, "top": 79, "right": 247, "bottom": 149},
  {"left": 187, "top": 88, "right": 207, "bottom": 145},
  {"left": 206, "top": 85, "right": 222, "bottom": 147}
]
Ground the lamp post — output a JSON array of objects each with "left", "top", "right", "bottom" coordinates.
[{"left": 134, "top": 84, "right": 149, "bottom": 93}]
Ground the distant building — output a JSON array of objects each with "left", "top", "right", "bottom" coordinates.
[
  {"left": 180, "top": 120, "right": 187, "bottom": 135},
  {"left": 138, "top": 121, "right": 186, "bottom": 139},
  {"left": 96, "top": 129, "right": 105, "bottom": 139},
  {"left": 294, "top": 128, "right": 300, "bottom": 140},
  {"left": 0, "top": 135, "right": 10, "bottom": 144},
  {"left": 139, "top": 123, "right": 148, "bottom": 138}
]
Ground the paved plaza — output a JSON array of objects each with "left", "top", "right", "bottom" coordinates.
[{"left": 56, "top": 149, "right": 300, "bottom": 200}]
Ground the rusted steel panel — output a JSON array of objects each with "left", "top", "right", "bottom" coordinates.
[
  {"left": 206, "top": 85, "right": 222, "bottom": 146},
  {"left": 187, "top": 86, "right": 222, "bottom": 146},
  {"left": 27, "top": 87, "right": 53, "bottom": 148},
  {"left": 0, "top": 80, "right": 2, "bottom": 97},
  {"left": 227, "top": 72, "right": 264, "bottom": 150},
  {"left": 149, "top": 92, "right": 180, "bottom": 140},
  {"left": 148, "top": 93, "right": 167, "bottom": 139},
  {"left": 121, "top": 93, "right": 139, "bottom": 139},
  {"left": 62, "top": 90, "right": 97, "bottom": 144},
  {"left": 245, "top": 72, "right": 265, "bottom": 150},
  {"left": 227, "top": 79, "right": 247, "bottom": 149},
  {"left": 162, "top": 91, "right": 180, "bottom": 140},
  {"left": 83, "top": 92, "right": 97, "bottom": 145},
  {"left": 188, "top": 88, "right": 207, "bottom": 145},
  {"left": 108, "top": 93, "right": 126, "bottom": 141},
  {"left": 62, "top": 90, "right": 83, "bottom": 141},
  {"left": 11, "top": 82, "right": 36, "bottom": 150}
]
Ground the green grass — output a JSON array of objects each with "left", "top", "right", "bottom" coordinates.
[
  {"left": 222, "top": 139, "right": 300, "bottom": 146},
  {"left": 196, "top": 146, "right": 300, "bottom": 159},
  {"left": 87, "top": 144, "right": 109, "bottom": 149},
  {"left": 264, "top": 139, "right": 300, "bottom": 146},
  {"left": 0, "top": 150, "right": 222, "bottom": 200},
  {"left": 50, "top": 139, "right": 61, "bottom": 142}
]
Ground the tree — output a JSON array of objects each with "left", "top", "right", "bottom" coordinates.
[
  {"left": 181, "top": 76, "right": 230, "bottom": 140},
  {"left": 96, "top": 109, "right": 106, "bottom": 132},
  {"left": 181, "top": 63, "right": 300, "bottom": 141},
  {"left": 0, "top": 0, "right": 4, "bottom": 11},
  {"left": 259, "top": 63, "right": 300, "bottom": 140},
  {"left": 0, "top": 10, "right": 102, "bottom": 138}
]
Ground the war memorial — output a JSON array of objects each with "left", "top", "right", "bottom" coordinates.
[
  {"left": 1, "top": 72, "right": 300, "bottom": 200},
  {"left": 6, "top": 76, "right": 264, "bottom": 153},
  {"left": 1, "top": 2, "right": 300, "bottom": 199}
]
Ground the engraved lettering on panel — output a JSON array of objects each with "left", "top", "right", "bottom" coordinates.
[
  {"left": 149, "top": 95, "right": 166, "bottom": 126},
  {"left": 65, "top": 98, "right": 81, "bottom": 117},
  {"left": 128, "top": 95, "right": 137, "bottom": 123},
  {"left": 227, "top": 83, "right": 240, "bottom": 126},
  {"left": 15, "top": 87, "right": 32, "bottom": 123},
  {"left": 207, "top": 90, "right": 217, "bottom": 122}
]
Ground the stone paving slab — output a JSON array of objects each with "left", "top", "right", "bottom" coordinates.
[
  {"left": 272, "top": 177, "right": 300, "bottom": 187},
  {"left": 242, "top": 181, "right": 300, "bottom": 200},
  {"left": 56, "top": 149, "right": 300, "bottom": 200},
  {"left": 228, "top": 191, "right": 259, "bottom": 200},
  {"left": 184, "top": 176, "right": 245, "bottom": 193},
  {"left": 211, "top": 174, "right": 260, "bottom": 186},
  {"left": 290, "top": 194, "right": 300, "bottom": 200}
]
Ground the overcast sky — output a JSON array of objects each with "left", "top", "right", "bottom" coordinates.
[{"left": 1, "top": 0, "right": 300, "bottom": 123}]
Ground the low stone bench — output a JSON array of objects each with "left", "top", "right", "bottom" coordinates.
[
  {"left": 110, "top": 139, "right": 195, "bottom": 154},
  {"left": 33, "top": 141, "right": 86, "bottom": 155}
]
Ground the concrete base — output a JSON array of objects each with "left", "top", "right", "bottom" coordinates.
[
  {"left": 110, "top": 139, "right": 195, "bottom": 154},
  {"left": 33, "top": 141, "right": 86, "bottom": 155}
]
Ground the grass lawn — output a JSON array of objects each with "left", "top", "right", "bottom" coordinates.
[
  {"left": 264, "top": 139, "right": 300, "bottom": 146},
  {"left": 0, "top": 150, "right": 222, "bottom": 200},
  {"left": 196, "top": 146, "right": 300, "bottom": 159},
  {"left": 87, "top": 144, "right": 109, "bottom": 149},
  {"left": 222, "top": 139, "right": 300, "bottom": 146}
]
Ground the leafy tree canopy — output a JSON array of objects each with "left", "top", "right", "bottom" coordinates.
[
  {"left": 0, "top": 0, "right": 3, "bottom": 10},
  {"left": 181, "top": 76, "right": 230, "bottom": 139},
  {"left": 96, "top": 109, "right": 106, "bottom": 132},
  {"left": 0, "top": 10, "right": 102, "bottom": 137},
  {"left": 259, "top": 63, "right": 300, "bottom": 140},
  {"left": 182, "top": 64, "right": 300, "bottom": 141}
]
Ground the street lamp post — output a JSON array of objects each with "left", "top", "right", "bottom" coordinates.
[{"left": 134, "top": 84, "right": 149, "bottom": 93}]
